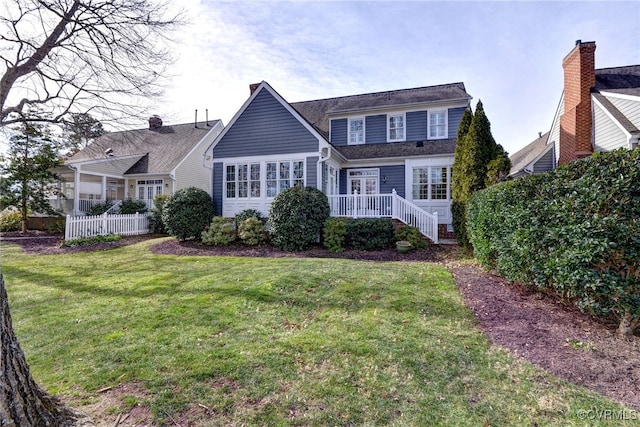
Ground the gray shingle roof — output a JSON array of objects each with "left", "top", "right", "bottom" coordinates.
[
  {"left": 67, "top": 121, "right": 220, "bottom": 175},
  {"left": 291, "top": 83, "right": 471, "bottom": 140},
  {"left": 509, "top": 131, "right": 550, "bottom": 177},
  {"left": 333, "top": 139, "right": 457, "bottom": 160},
  {"left": 595, "top": 65, "right": 640, "bottom": 97}
]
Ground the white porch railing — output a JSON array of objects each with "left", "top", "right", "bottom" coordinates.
[
  {"left": 65, "top": 213, "right": 150, "bottom": 241},
  {"left": 328, "top": 189, "right": 439, "bottom": 243}
]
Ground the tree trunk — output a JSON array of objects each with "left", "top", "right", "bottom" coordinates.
[{"left": 0, "top": 273, "right": 79, "bottom": 426}]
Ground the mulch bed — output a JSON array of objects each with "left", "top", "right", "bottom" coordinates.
[{"left": 2, "top": 232, "right": 639, "bottom": 410}]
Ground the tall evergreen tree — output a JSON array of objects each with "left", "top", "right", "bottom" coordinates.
[
  {"left": 451, "top": 100, "right": 510, "bottom": 248},
  {"left": 0, "top": 120, "right": 63, "bottom": 233}
]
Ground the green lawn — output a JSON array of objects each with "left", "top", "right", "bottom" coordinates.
[{"left": 0, "top": 238, "right": 634, "bottom": 426}]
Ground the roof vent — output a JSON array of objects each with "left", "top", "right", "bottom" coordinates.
[
  {"left": 105, "top": 148, "right": 114, "bottom": 157},
  {"left": 148, "top": 115, "right": 163, "bottom": 130}
]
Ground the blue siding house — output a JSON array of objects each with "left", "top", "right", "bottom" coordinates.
[{"left": 206, "top": 81, "right": 472, "bottom": 242}]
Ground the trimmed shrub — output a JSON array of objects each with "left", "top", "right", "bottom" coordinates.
[
  {"left": 238, "top": 217, "right": 268, "bottom": 246},
  {"left": 467, "top": 148, "right": 640, "bottom": 336},
  {"left": 394, "top": 224, "right": 428, "bottom": 250},
  {"left": 87, "top": 200, "right": 113, "bottom": 215},
  {"left": 346, "top": 218, "right": 395, "bottom": 250},
  {"left": 235, "top": 209, "right": 266, "bottom": 229},
  {"left": 323, "top": 217, "right": 348, "bottom": 252},
  {"left": 269, "top": 186, "right": 330, "bottom": 251},
  {"left": 0, "top": 208, "right": 21, "bottom": 232},
  {"left": 163, "top": 187, "right": 214, "bottom": 241},
  {"left": 202, "top": 216, "right": 236, "bottom": 246},
  {"left": 149, "top": 194, "right": 170, "bottom": 234},
  {"left": 119, "top": 198, "right": 148, "bottom": 214},
  {"left": 62, "top": 234, "right": 122, "bottom": 247}
]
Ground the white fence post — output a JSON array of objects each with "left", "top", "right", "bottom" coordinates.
[
  {"left": 391, "top": 189, "right": 397, "bottom": 220},
  {"left": 432, "top": 212, "right": 439, "bottom": 244}
]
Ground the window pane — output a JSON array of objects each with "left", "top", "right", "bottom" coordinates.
[
  {"left": 226, "top": 182, "right": 236, "bottom": 198},
  {"left": 267, "top": 162, "right": 276, "bottom": 179},
  {"left": 250, "top": 163, "right": 260, "bottom": 181},
  {"left": 138, "top": 187, "right": 144, "bottom": 199},
  {"left": 226, "top": 165, "right": 235, "bottom": 181},
  {"left": 279, "top": 162, "right": 290, "bottom": 179},
  {"left": 293, "top": 161, "right": 304, "bottom": 179},
  {"left": 239, "top": 164, "right": 248, "bottom": 181},
  {"left": 238, "top": 182, "right": 248, "bottom": 198},
  {"left": 431, "top": 167, "right": 448, "bottom": 199},
  {"left": 267, "top": 181, "right": 277, "bottom": 197}
]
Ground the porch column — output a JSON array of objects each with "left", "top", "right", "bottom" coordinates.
[
  {"left": 101, "top": 176, "right": 107, "bottom": 201},
  {"left": 73, "top": 166, "right": 80, "bottom": 215}
]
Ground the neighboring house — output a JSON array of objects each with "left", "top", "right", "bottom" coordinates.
[
  {"left": 205, "top": 81, "right": 472, "bottom": 242},
  {"left": 52, "top": 115, "right": 223, "bottom": 215},
  {"left": 510, "top": 40, "right": 640, "bottom": 177}
]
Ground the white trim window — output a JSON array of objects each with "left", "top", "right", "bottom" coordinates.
[
  {"left": 428, "top": 111, "right": 447, "bottom": 139},
  {"left": 348, "top": 118, "right": 365, "bottom": 145},
  {"left": 388, "top": 113, "right": 405, "bottom": 142},
  {"left": 227, "top": 160, "right": 304, "bottom": 200},
  {"left": 412, "top": 166, "right": 449, "bottom": 200}
]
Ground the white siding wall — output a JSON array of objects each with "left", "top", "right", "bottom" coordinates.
[
  {"left": 551, "top": 94, "right": 564, "bottom": 166},
  {"left": 593, "top": 102, "right": 628, "bottom": 152},
  {"left": 174, "top": 124, "right": 223, "bottom": 193},
  {"left": 607, "top": 95, "right": 640, "bottom": 129}
]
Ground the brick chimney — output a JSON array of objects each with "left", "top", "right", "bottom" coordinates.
[
  {"left": 148, "top": 115, "right": 163, "bottom": 130},
  {"left": 558, "top": 40, "right": 596, "bottom": 165},
  {"left": 249, "top": 83, "right": 261, "bottom": 95}
]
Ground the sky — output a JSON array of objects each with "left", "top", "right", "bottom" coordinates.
[{"left": 155, "top": 0, "right": 640, "bottom": 156}]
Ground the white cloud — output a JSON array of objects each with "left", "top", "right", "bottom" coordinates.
[{"left": 159, "top": 0, "right": 640, "bottom": 155}]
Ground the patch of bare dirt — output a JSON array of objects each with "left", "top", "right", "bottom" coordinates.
[{"left": 449, "top": 262, "right": 640, "bottom": 410}]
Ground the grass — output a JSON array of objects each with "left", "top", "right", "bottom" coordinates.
[{"left": 0, "top": 238, "right": 635, "bottom": 426}]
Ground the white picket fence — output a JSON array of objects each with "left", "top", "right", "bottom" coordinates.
[{"left": 65, "top": 213, "right": 150, "bottom": 241}]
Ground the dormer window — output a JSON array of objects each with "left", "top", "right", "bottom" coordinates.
[
  {"left": 348, "top": 118, "right": 365, "bottom": 145},
  {"left": 428, "top": 111, "right": 447, "bottom": 139},
  {"left": 388, "top": 113, "right": 405, "bottom": 142}
]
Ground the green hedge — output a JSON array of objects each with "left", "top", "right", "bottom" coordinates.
[{"left": 467, "top": 148, "right": 640, "bottom": 335}]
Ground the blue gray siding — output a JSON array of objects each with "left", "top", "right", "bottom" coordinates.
[
  {"left": 338, "top": 165, "right": 405, "bottom": 196},
  {"left": 330, "top": 119, "right": 347, "bottom": 146},
  {"left": 380, "top": 165, "right": 405, "bottom": 197},
  {"left": 447, "top": 107, "right": 467, "bottom": 138},
  {"left": 532, "top": 148, "right": 554, "bottom": 173},
  {"left": 212, "top": 162, "right": 223, "bottom": 216},
  {"left": 407, "top": 111, "right": 427, "bottom": 141},
  {"left": 212, "top": 89, "right": 319, "bottom": 158},
  {"left": 306, "top": 156, "right": 319, "bottom": 188},
  {"left": 366, "top": 115, "right": 387, "bottom": 144}
]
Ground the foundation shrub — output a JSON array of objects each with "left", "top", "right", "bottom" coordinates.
[
  {"left": 202, "top": 216, "right": 236, "bottom": 246},
  {"left": 268, "top": 186, "right": 330, "bottom": 251},
  {"left": 238, "top": 216, "right": 268, "bottom": 246},
  {"left": 323, "top": 217, "right": 348, "bottom": 252},
  {"left": 346, "top": 218, "right": 394, "bottom": 250}
]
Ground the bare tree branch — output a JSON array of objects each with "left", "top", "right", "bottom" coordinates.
[{"left": 0, "top": 0, "right": 184, "bottom": 127}]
